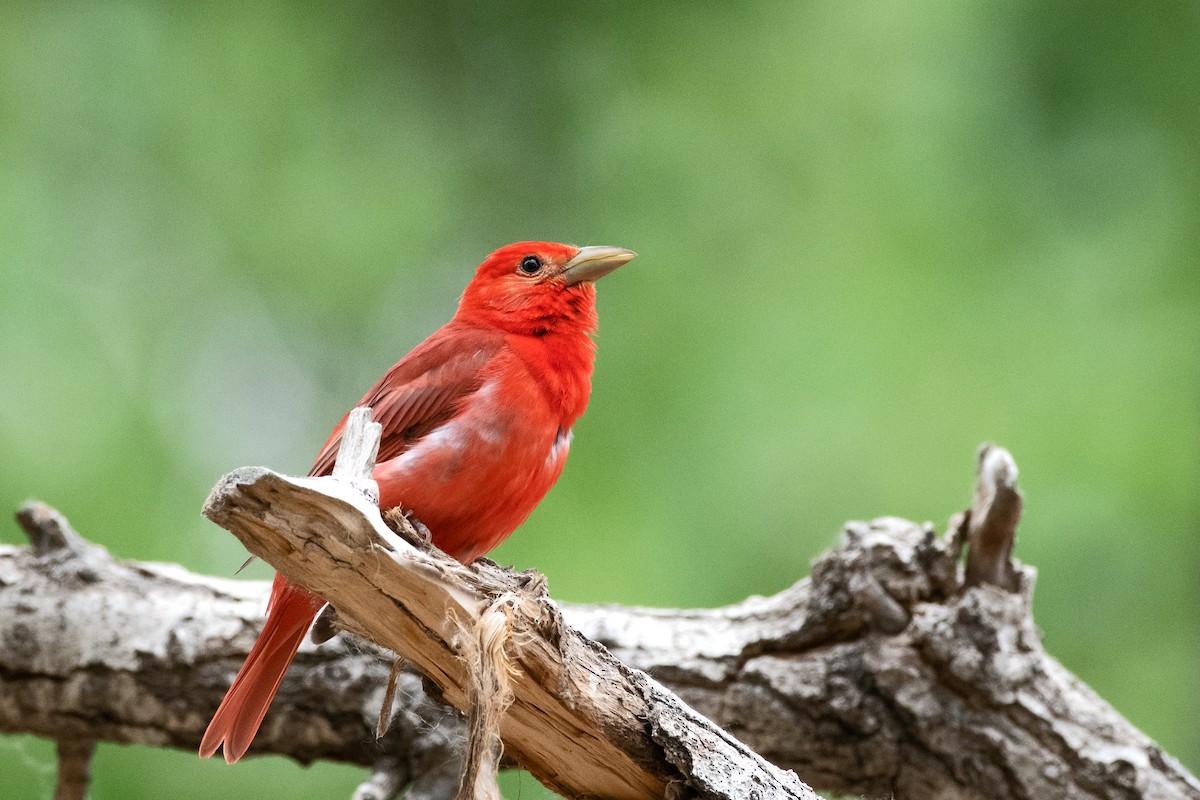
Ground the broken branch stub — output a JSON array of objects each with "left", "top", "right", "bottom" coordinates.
[
  {"left": 332, "top": 406, "right": 383, "bottom": 503},
  {"left": 964, "top": 443, "right": 1023, "bottom": 590}
]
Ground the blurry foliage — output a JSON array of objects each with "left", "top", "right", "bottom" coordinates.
[{"left": 1, "top": 1, "right": 1197, "bottom": 798}]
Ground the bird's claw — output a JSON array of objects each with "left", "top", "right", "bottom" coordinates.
[
  {"left": 311, "top": 603, "right": 342, "bottom": 644},
  {"left": 383, "top": 507, "right": 434, "bottom": 550}
]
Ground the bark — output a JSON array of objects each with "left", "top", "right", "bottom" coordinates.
[
  {"left": 0, "top": 440, "right": 1196, "bottom": 799},
  {"left": 568, "top": 516, "right": 1200, "bottom": 799}
]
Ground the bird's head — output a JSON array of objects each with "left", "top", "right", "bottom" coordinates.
[{"left": 456, "top": 241, "right": 636, "bottom": 336}]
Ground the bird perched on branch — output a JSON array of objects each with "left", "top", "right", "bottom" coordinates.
[{"left": 200, "top": 241, "right": 636, "bottom": 763}]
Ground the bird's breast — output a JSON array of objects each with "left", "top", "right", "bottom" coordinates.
[{"left": 372, "top": 371, "right": 573, "bottom": 562}]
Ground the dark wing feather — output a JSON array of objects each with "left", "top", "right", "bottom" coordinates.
[{"left": 308, "top": 326, "right": 504, "bottom": 478}]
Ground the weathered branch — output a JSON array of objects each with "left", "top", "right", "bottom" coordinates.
[
  {"left": 2, "top": 444, "right": 1197, "bottom": 799},
  {"left": 568, "top": 515, "right": 1200, "bottom": 799},
  {"left": 199, "top": 407, "right": 813, "bottom": 799}
]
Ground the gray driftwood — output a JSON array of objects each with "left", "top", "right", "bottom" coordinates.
[{"left": 0, "top": 435, "right": 1196, "bottom": 798}]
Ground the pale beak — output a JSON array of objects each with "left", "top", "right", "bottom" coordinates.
[{"left": 561, "top": 246, "right": 637, "bottom": 286}]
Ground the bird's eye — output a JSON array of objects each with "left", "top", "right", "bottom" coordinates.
[{"left": 518, "top": 255, "right": 542, "bottom": 275}]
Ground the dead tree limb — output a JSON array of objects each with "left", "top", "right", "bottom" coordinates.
[
  {"left": 1, "top": 437, "right": 1196, "bottom": 799},
  {"left": 199, "top": 407, "right": 814, "bottom": 799}
]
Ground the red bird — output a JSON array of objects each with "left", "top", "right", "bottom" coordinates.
[{"left": 199, "top": 241, "right": 636, "bottom": 763}]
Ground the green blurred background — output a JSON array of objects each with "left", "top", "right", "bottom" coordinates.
[{"left": 2, "top": 2, "right": 1197, "bottom": 797}]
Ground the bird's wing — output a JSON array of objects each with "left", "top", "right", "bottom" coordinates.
[{"left": 308, "top": 327, "right": 505, "bottom": 478}]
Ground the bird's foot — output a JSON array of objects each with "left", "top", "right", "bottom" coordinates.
[
  {"left": 383, "top": 507, "right": 434, "bottom": 551},
  {"left": 311, "top": 603, "right": 342, "bottom": 644}
]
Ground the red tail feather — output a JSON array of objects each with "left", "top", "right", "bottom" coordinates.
[{"left": 199, "top": 576, "right": 325, "bottom": 763}]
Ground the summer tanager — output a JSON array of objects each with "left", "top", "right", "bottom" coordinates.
[{"left": 199, "top": 241, "right": 636, "bottom": 763}]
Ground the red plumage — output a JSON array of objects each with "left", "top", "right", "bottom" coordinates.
[{"left": 200, "top": 241, "right": 635, "bottom": 763}]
